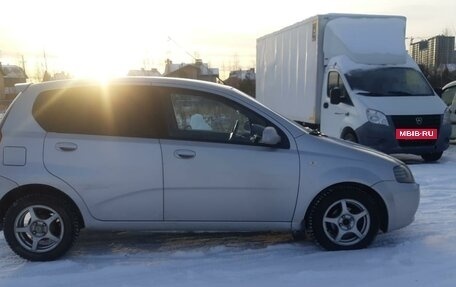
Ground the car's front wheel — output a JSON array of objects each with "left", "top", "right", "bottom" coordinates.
[
  {"left": 306, "top": 185, "right": 379, "bottom": 250},
  {"left": 342, "top": 132, "right": 358, "bottom": 143},
  {"left": 4, "top": 194, "right": 80, "bottom": 261}
]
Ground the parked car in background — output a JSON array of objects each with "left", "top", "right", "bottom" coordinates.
[
  {"left": 441, "top": 81, "right": 456, "bottom": 140},
  {"left": 0, "top": 78, "right": 419, "bottom": 261}
]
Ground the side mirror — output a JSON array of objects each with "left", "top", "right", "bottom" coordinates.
[
  {"left": 260, "top": 126, "right": 281, "bottom": 145},
  {"left": 330, "top": 87, "right": 342, "bottom": 105}
]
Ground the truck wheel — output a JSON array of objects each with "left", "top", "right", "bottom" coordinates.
[
  {"left": 306, "top": 185, "right": 379, "bottom": 250},
  {"left": 342, "top": 132, "right": 358, "bottom": 143},
  {"left": 421, "top": 152, "right": 443, "bottom": 162},
  {"left": 4, "top": 194, "right": 80, "bottom": 261}
]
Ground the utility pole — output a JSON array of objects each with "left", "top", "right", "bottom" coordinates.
[
  {"left": 43, "top": 50, "right": 48, "bottom": 71},
  {"left": 20, "top": 55, "right": 26, "bottom": 72}
]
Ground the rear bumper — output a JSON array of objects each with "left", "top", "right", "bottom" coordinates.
[{"left": 371, "top": 180, "right": 420, "bottom": 232}]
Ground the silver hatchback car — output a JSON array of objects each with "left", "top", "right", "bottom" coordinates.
[{"left": 0, "top": 77, "right": 419, "bottom": 261}]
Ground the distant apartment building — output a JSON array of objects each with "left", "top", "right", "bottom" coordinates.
[
  {"left": 410, "top": 35, "right": 455, "bottom": 70},
  {"left": 163, "top": 59, "right": 219, "bottom": 82}
]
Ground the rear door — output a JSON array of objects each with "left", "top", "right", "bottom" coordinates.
[{"left": 35, "top": 85, "right": 165, "bottom": 221}]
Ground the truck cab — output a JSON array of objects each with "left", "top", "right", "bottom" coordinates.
[{"left": 321, "top": 55, "right": 451, "bottom": 162}]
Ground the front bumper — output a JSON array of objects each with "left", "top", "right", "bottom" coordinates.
[
  {"left": 371, "top": 180, "right": 420, "bottom": 232},
  {"left": 356, "top": 122, "right": 451, "bottom": 155}
]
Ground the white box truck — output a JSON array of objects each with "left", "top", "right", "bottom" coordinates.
[{"left": 256, "top": 13, "right": 452, "bottom": 161}]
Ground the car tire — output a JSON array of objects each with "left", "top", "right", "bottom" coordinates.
[
  {"left": 4, "top": 194, "right": 80, "bottom": 261},
  {"left": 342, "top": 132, "right": 358, "bottom": 143},
  {"left": 306, "top": 185, "right": 379, "bottom": 251},
  {"left": 421, "top": 152, "right": 443, "bottom": 162},
  {"left": 291, "top": 230, "right": 307, "bottom": 241}
]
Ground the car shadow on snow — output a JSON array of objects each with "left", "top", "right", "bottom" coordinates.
[
  {"left": 391, "top": 143, "right": 456, "bottom": 165},
  {"left": 392, "top": 154, "right": 447, "bottom": 165},
  {"left": 69, "top": 231, "right": 304, "bottom": 257}
]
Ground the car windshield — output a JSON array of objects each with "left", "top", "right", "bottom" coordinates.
[{"left": 345, "top": 67, "right": 434, "bottom": 97}]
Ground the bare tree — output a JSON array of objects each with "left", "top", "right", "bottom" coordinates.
[
  {"left": 32, "top": 63, "right": 46, "bottom": 83},
  {"left": 230, "top": 53, "right": 241, "bottom": 71}
]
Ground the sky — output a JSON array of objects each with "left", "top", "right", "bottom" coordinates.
[{"left": 0, "top": 0, "right": 455, "bottom": 80}]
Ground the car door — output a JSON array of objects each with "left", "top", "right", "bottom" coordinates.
[
  {"left": 321, "top": 70, "right": 356, "bottom": 138},
  {"left": 451, "top": 95, "right": 456, "bottom": 138},
  {"left": 442, "top": 85, "right": 456, "bottom": 138},
  {"left": 160, "top": 88, "right": 300, "bottom": 222},
  {"left": 38, "top": 85, "right": 165, "bottom": 221}
]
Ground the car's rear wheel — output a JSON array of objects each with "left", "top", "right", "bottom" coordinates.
[
  {"left": 306, "top": 185, "right": 379, "bottom": 250},
  {"left": 4, "top": 194, "right": 80, "bottom": 261}
]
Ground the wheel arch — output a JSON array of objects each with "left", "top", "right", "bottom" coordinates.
[
  {"left": 303, "top": 182, "right": 388, "bottom": 233},
  {"left": 0, "top": 184, "right": 85, "bottom": 230},
  {"left": 340, "top": 127, "right": 358, "bottom": 141}
]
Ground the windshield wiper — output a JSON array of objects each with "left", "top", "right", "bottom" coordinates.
[
  {"left": 386, "top": 90, "right": 412, "bottom": 96},
  {"left": 304, "top": 127, "right": 325, "bottom": 137},
  {"left": 356, "top": 91, "right": 381, "bottom": 96}
]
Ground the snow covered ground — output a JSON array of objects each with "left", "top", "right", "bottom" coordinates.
[{"left": 1, "top": 145, "right": 456, "bottom": 287}]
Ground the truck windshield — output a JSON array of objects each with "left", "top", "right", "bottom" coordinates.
[{"left": 345, "top": 67, "right": 433, "bottom": 97}]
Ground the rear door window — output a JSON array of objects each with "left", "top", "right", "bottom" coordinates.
[{"left": 32, "top": 85, "right": 165, "bottom": 138}]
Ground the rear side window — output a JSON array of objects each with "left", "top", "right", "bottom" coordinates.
[{"left": 32, "top": 85, "right": 164, "bottom": 138}]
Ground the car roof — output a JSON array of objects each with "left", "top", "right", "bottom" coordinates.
[
  {"left": 28, "top": 77, "right": 235, "bottom": 94},
  {"left": 18, "top": 77, "right": 306, "bottom": 139},
  {"left": 442, "top": 80, "right": 456, "bottom": 90}
]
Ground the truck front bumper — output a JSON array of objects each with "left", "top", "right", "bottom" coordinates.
[{"left": 355, "top": 122, "right": 451, "bottom": 155}]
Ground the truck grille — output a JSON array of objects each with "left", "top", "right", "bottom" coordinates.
[{"left": 391, "top": 115, "right": 441, "bottom": 147}]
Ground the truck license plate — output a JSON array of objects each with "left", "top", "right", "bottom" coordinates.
[{"left": 396, "top": 129, "right": 438, "bottom": 140}]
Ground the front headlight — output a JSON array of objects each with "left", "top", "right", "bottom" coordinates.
[
  {"left": 393, "top": 165, "right": 415, "bottom": 183},
  {"left": 366, "top": 109, "right": 389, "bottom": 126},
  {"left": 443, "top": 106, "right": 451, "bottom": 125}
]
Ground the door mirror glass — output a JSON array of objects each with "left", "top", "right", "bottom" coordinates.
[
  {"left": 260, "top": 126, "right": 281, "bottom": 145},
  {"left": 330, "top": 87, "right": 342, "bottom": 105}
]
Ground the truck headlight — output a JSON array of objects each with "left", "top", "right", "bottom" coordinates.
[
  {"left": 366, "top": 109, "right": 389, "bottom": 126},
  {"left": 393, "top": 165, "right": 415, "bottom": 183},
  {"left": 443, "top": 107, "right": 451, "bottom": 125}
]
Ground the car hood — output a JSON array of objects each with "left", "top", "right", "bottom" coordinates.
[
  {"left": 296, "top": 132, "right": 404, "bottom": 174},
  {"left": 355, "top": 94, "right": 446, "bottom": 115}
]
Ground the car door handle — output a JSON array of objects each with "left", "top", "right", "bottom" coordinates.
[
  {"left": 335, "top": 112, "right": 349, "bottom": 116},
  {"left": 55, "top": 142, "right": 78, "bottom": 152},
  {"left": 174, "top": 149, "right": 196, "bottom": 159}
]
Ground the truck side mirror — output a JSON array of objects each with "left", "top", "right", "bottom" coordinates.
[{"left": 330, "top": 87, "right": 342, "bottom": 105}]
